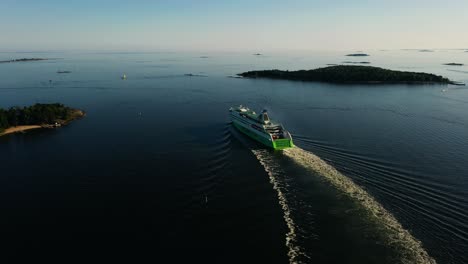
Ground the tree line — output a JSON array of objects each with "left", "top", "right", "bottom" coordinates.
[
  {"left": 0, "top": 103, "right": 74, "bottom": 132},
  {"left": 239, "top": 65, "right": 453, "bottom": 84}
]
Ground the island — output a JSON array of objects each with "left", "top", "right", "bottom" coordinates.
[
  {"left": 0, "top": 58, "right": 48, "bottom": 63},
  {"left": 419, "top": 49, "right": 434, "bottom": 52},
  {"left": 342, "top": 61, "right": 371, "bottom": 64},
  {"left": 184, "top": 73, "right": 207, "bottom": 77},
  {"left": 346, "top": 53, "right": 369, "bottom": 57},
  {"left": 443, "top": 63, "right": 464, "bottom": 66},
  {"left": 253, "top": 53, "right": 262, "bottom": 56},
  {"left": 0, "top": 103, "right": 85, "bottom": 137},
  {"left": 237, "top": 65, "right": 463, "bottom": 85}
]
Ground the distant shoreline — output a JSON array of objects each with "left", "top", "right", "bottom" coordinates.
[
  {"left": 346, "top": 53, "right": 369, "bottom": 57},
  {"left": 443, "top": 63, "right": 464, "bottom": 66},
  {"left": 0, "top": 58, "right": 49, "bottom": 63}
]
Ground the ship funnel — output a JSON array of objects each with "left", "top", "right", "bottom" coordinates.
[{"left": 259, "top": 109, "right": 270, "bottom": 124}]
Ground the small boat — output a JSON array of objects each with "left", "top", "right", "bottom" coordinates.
[
  {"left": 229, "top": 105, "right": 293, "bottom": 150},
  {"left": 121, "top": 74, "right": 127, "bottom": 80}
]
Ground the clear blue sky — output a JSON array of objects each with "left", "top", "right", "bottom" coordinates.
[{"left": 1, "top": 0, "right": 467, "bottom": 51}]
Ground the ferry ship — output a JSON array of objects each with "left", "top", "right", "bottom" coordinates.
[{"left": 229, "top": 105, "right": 293, "bottom": 150}]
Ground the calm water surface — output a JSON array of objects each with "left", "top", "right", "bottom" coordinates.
[{"left": 0, "top": 50, "right": 467, "bottom": 263}]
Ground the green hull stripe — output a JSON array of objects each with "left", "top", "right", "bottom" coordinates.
[
  {"left": 233, "top": 122, "right": 293, "bottom": 150},
  {"left": 273, "top": 138, "right": 294, "bottom": 150}
]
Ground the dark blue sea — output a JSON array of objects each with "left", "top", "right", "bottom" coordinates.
[{"left": 0, "top": 50, "right": 467, "bottom": 263}]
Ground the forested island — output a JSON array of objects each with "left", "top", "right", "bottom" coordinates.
[
  {"left": 0, "top": 103, "right": 85, "bottom": 136},
  {"left": 238, "top": 65, "right": 462, "bottom": 85},
  {"left": 343, "top": 61, "right": 371, "bottom": 64},
  {"left": 444, "top": 63, "right": 464, "bottom": 66},
  {"left": 0, "top": 58, "right": 48, "bottom": 63},
  {"left": 346, "top": 53, "right": 369, "bottom": 57}
]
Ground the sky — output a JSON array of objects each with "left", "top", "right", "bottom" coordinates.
[{"left": 1, "top": 0, "right": 468, "bottom": 51}]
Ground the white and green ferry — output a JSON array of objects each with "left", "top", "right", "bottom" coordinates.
[{"left": 229, "top": 105, "right": 294, "bottom": 150}]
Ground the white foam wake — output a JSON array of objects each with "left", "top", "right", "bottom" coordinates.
[
  {"left": 283, "top": 147, "right": 436, "bottom": 264},
  {"left": 252, "top": 149, "right": 309, "bottom": 264}
]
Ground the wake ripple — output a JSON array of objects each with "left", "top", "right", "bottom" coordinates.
[
  {"left": 283, "top": 147, "right": 436, "bottom": 264},
  {"left": 252, "top": 149, "right": 310, "bottom": 264}
]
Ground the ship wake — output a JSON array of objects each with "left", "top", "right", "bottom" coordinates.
[
  {"left": 282, "top": 146, "right": 436, "bottom": 264},
  {"left": 252, "top": 148, "right": 311, "bottom": 264}
]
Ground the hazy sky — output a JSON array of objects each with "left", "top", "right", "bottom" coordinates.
[{"left": 1, "top": 0, "right": 468, "bottom": 51}]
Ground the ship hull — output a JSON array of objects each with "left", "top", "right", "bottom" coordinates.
[{"left": 231, "top": 117, "right": 293, "bottom": 150}]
